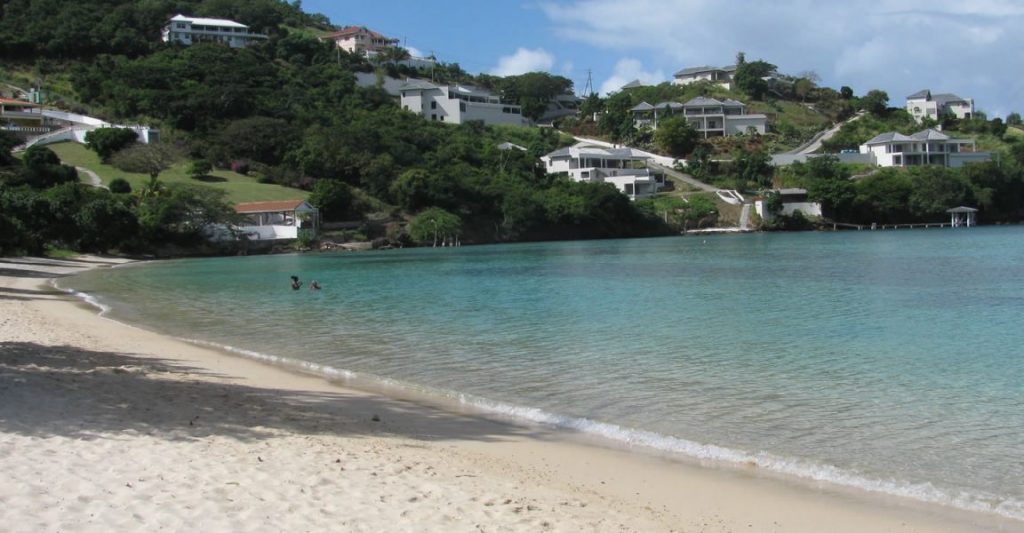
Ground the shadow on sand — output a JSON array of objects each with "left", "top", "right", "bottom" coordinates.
[{"left": 0, "top": 342, "right": 535, "bottom": 445}]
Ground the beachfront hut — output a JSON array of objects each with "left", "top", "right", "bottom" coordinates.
[
  {"left": 233, "top": 200, "right": 319, "bottom": 240},
  {"left": 946, "top": 206, "right": 978, "bottom": 227}
]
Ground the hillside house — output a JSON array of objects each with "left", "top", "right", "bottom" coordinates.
[
  {"left": 540, "top": 143, "right": 663, "bottom": 200},
  {"left": 161, "top": 15, "right": 267, "bottom": 48},
  {"left": 859, "top": 129, "right": 990, "bottom": 168},
  {"left": 680, "top": 97, "right": 767, "bottom": 137},
  {"left": 1, "top": 97, "right": 44, "bottom": 128},
  {"left": 672, "top": 65, "right": 737, "bottom": 89},
  {"left": 630, "top": 101, "right": 684, "bottom": 129},
  {"left": 322, "top": 26, "right": 399, "bottom": 54},
  {"left": 399, "top": 79, "right": 526, "bottom": 126},
  {"left": 906, "top": 90, "right": 974, "bottom": 123}
]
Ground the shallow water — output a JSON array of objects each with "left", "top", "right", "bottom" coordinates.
[{"left": 65, "top": 227, "right": 1024, "bottom": 520}]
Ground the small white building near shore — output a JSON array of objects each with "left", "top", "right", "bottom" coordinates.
[{"left": 232, "top": 200, "right": 319, "bottom": 241}]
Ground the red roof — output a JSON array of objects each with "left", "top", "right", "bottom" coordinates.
[
  {"left": 0, "top": 97, "right": 39, "bottom": 107},
  {"left": 323, "top": 25, "right": 397, "bottom": 42},
  {"left": 235, "top": 200, "right": 309, "bottom": 214}
]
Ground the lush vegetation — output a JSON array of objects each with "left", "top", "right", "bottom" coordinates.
[
  {"left": 1, "top": 0, "right": 672, "bottom": 256},
  {"left": 47, "top": 142, "right": 304, "bottom": 203},
  {"left": 776, "top": 155, "right": 1024, "bottom": 225},
  {"left": 1, "top": 138, "right": 239, "bottom": 255}
]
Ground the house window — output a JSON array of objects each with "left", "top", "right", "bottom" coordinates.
[
  {"left": 460, "top": 102, "right": 467, "bottom": 112},
  {"left": 431, "top": 114, "right": 437, "bottom": 121},
  {"left": 430, "top": 101, "right": 437, "bottom": 109}
]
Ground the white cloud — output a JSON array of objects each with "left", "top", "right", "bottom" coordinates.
[
  {"left": 599, "top": 58, "right": 665, "bottom": 95},
  {"left": 541, "top": 0, "right": 1024, "bottom": 116},
  {"left": 490, "top": 48, "right": 556, "bottom": 76},
  {"left": 406, "top": 46, "right": 425, "bottom": 58}
]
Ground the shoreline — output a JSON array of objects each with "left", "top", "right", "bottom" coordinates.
[{"left": 0, "top": 256, "right": 1016, "bottom": 531}]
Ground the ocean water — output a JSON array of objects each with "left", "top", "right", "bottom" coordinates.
[{"left": 63, "top": 228, "right": 1024, "bottom": 520}]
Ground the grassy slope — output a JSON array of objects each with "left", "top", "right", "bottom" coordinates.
[{"left": 48, "top": 142, "right": 307, "bottom": 203}]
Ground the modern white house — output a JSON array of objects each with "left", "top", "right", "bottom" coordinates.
[
  {"left": 905, "top": 90, "right": 975, "bottom": 123},
  {"left": 672, "top": 65, "right": 737, "bottom": 89},
  {"left": 859, "top": 129, "right": 991, "bottom": 168},
  {"left": 679, "top": 97, "right": 767, "bottom": 137},
  {"left": 161, "top": 15, "right": 267, "bottom": 48},
  {"left": 321, "top": 26, "right": 400, "bottom": 54},
  {"left": 399, "top": 79, "right": 527, "bottom": 126},
  {"left": 231, "top": 200, "right": 320, "bottom": 241},
  {"left": 540, "top": 143, "right": 663, "bottom": 199}
]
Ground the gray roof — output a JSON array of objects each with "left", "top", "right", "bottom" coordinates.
[
  {"left": 673, "top": 65, "right": 736, "bottom": 77},
  {"left": 865, "top": 129, "right": 954, "bottom": 145},
  {"left": 630, "top": 101, "right": 655, "bottom": 111},
  {"left": 653, "top": 101, "right": 684, "bottom": 110},
  {"left": 777, "top": 188, "right": 808, "bottom": 195},
  {"left": 907, "top": 89, "right": 931, "bottom": 99},
  {"left": 932, "top": 93, "right": 968, "bottom": 106},
  {"left": 399, "top": 78, "right": 439, "bottom": 91},
  {"left": 864, "top": 132, "right": 908, "bottom": 144},
  {"left": 683, "top": 96, "right": 724, "bottom": 107},
  {"left": 620, "top": 79, "right": 646, "bottom": 90},
  {"left": 910, "top": 128, "right": 949, "bottom": 141},
  {"left": 543, "top": 147, "right": 572, "bottom": 159},
  {"left": 946, "top": 206, "right": 978, "bottom": 213},
  {"left": 720, "top": 98, "right": 746, "bottom": 107}
]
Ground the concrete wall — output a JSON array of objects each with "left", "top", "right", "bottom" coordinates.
[
  {"left": 772, "top": 152, "right": 875, "bottom": 166},
  {"left": 725, "top": 115, "right": 767, "bottom": 135},
  {"left": 782, "top": 202, "right": 822, "bottom": 217}
]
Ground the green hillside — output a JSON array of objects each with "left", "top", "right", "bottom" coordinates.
[{"left": 48, "top": 142, "right": 305, "bottom": 203}]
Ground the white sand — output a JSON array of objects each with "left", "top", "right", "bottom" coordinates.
[{"left": 0, "top": 256, "right": 1015, "bottom": 532}]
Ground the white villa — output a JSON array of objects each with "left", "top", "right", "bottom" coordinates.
[
  {"left": 631, "top": 97, "right": 766, "bottom": 137},
  {"left": 321, "top": 26, "right": 399, "bottom": 54},
  {"left": 161, "top": 15, "right": 267, "bottom": 48},
  {"left": 540, "top": 143, "right": 663, "bottom": 200},
  {"left": 233, "top": 200, "right": 319, "bottom": 240},
  {"left": 673, "top": 65, "right": 737, "bottom": 89},
  {"left": 399, "top": 79, "right": 526, "bottom": 126},
  {"left": 859, "top": 129, "right": 990, "bottom": 168},
  {"left": 906, "top": 90, "right": 975, "bottom": 123}
]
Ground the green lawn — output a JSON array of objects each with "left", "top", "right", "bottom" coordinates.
[{"left": 48, "top": 142, "right": 307, "bottom": 203}]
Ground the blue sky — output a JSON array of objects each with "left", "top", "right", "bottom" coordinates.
[{"left": 306, "top": 1, "right": 1024, "bottom": 118}]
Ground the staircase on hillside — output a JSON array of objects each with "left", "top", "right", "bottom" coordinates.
[{"left": 739, "top": 203, "right": 752, "bottom": 231}]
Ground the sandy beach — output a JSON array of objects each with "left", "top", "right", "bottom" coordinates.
[{"left": 0, "top": 256, "right": 1015, "bottom": 532}]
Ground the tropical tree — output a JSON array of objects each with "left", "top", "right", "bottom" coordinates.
[
  {"left": 84, "top": 127, "right": 138, "bottom": 161},
  {"left": 408, "top": 207, "right": 462, "bottom": 247},
  {"left": 861, "top": 90, "right": 889, "bottom": 116},
  {"left": 733, "top": 60, "right": 776, "bottom": 100},
  {"left": 654, "top": 117, "right": 699, "bottom": 158},
  {"left": 111, "top": 143, "right": 181, "bottom": 180}
]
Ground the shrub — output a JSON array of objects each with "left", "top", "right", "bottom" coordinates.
[
  {"left": 230, "top": 160, "right": 250, "bottom": 175},
  {"left": 108, "top": 178, "right": 132, "bottom": 194}
]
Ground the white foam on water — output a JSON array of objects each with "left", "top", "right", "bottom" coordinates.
[
  {"left": 455, "top": 395, "right": 1024, "bottom": 522},
  {"left": 54, "top": 281, "right": 112, "bottom": 316}
]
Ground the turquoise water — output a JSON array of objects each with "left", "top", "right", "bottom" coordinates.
[{"left": 64, "top": 228, "right": 1024, "bottom": 520}]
